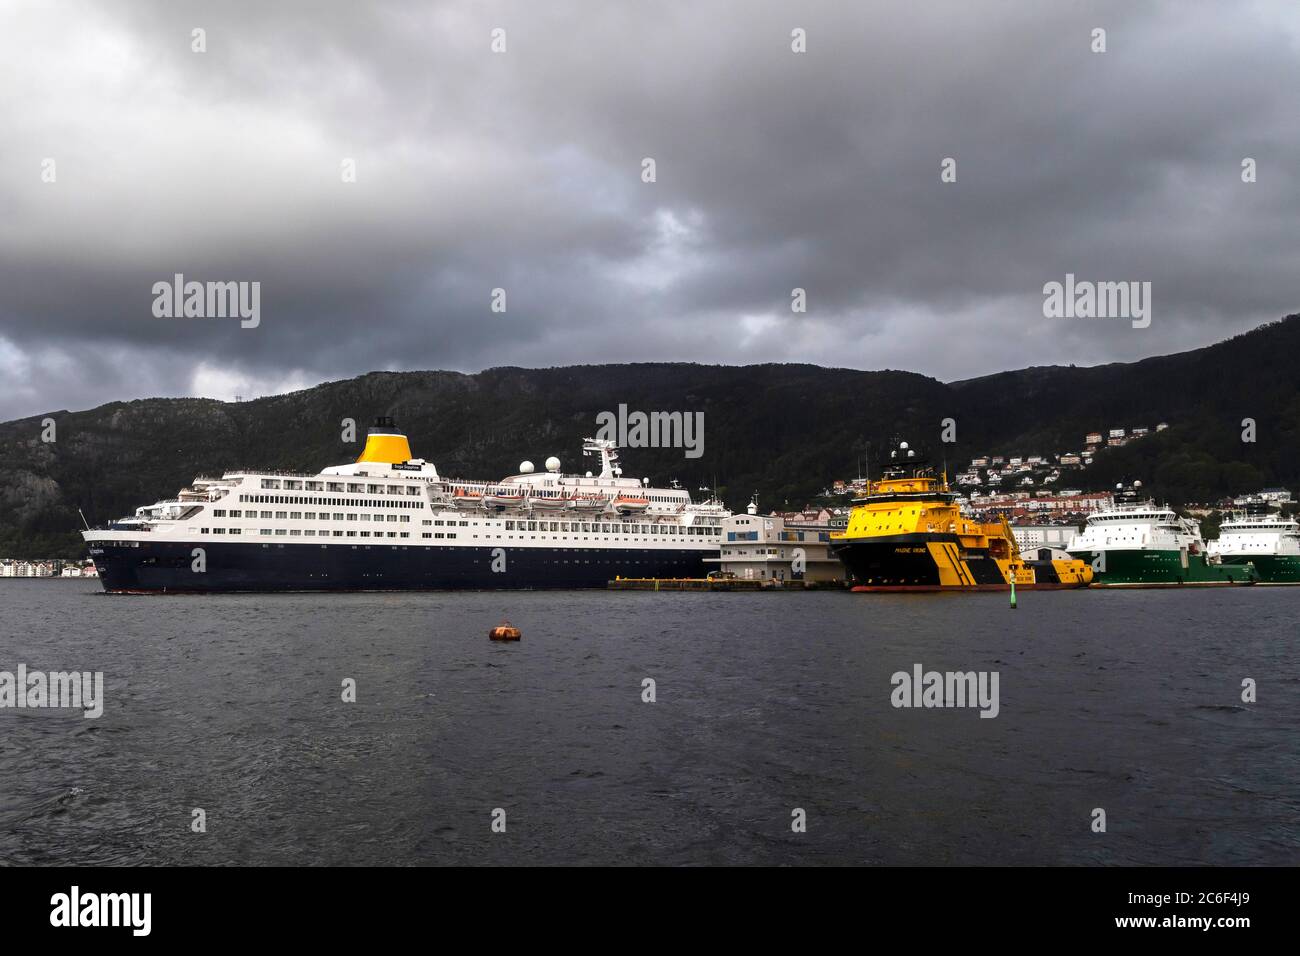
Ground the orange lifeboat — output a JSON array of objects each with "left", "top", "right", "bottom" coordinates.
[{"left": 489, "top": 621, "right": 522, "bottom": 641}]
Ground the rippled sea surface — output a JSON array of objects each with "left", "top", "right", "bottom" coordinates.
[{"left": 0, "top": 580, "right": 1296, "bottom": 865}]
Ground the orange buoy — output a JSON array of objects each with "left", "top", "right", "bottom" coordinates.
[{"left": 489, "top": 621, "right": 522, "bottom": 641}]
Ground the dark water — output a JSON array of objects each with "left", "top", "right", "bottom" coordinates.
[{"left": 0, "top": 580, "right": 1295, "bottom": 866}]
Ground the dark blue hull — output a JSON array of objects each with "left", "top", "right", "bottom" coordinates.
[{"left": 89, "top": 540, "right": 709, "bottom": 592}]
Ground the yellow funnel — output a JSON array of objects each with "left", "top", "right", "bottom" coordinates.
[{"left": 356, "top": 417, "right": 413, "bottom": 464}]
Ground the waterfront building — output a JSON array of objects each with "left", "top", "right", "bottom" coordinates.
[
  {"left": 705, "top": 510, "right": 845, "bottom": 584},
  {"left": 1011, "top": 525, "right": 1079, "bottom": 551}
]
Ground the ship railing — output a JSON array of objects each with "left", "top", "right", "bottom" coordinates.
[{"left": 219, "top": 469, "right": 324, "bottom": 479}]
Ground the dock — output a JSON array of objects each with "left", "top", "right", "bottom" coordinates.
[{"left": 607, "top": 577, "right": 845, "bottom": 591}]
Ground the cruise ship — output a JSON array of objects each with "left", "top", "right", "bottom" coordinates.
[
  {"left": 83, "top": 418, "right": 730, "bottom": 592},
  {"left": 830, "top": 442, "right": 1092, "bottom": 591},
  {"left": 1207, "top": 511, "right": 1300, "bottom": 584},
  {"left": 1066, "top": 501, "right": 1257, "bottom": 587}
]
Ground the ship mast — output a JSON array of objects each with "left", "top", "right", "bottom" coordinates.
[{"left": 582, "top": 438, "right": 621, "bottom": 479}]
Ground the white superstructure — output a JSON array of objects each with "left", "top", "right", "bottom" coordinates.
[
  {"left": 1208, "top": 512, "right": 1300, "bottom": 558},
  {"left": 1066, "top": 501, "right": 1205, "bottom": 553}
]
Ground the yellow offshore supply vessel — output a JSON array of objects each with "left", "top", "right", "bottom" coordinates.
[{"left": 829, "top": 442, "right": 1092, "bottom": 592}]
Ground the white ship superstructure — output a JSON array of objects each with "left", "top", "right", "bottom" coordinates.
[
  {"left": 1065, "top": 502, "right": 1203, "bottom": 554},
  {"left": 1208, "top": 512, "right": 1300, "bottom": 558}
]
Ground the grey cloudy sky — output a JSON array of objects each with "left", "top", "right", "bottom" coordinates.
[{"left": 2, "top": 0, "right": 1297, "bottom": 421}]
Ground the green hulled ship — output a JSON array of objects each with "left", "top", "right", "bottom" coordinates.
[
  {"left": 1066, "top": 502, "right": 1257, "bottom": 587},
  {"left": 1207, "top": 511, "right": 1300, "bottom": 584}
]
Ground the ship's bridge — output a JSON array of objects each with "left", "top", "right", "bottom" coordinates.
[
  {"left": 874, "top": 474, "right": 942, "bottom": 495},
  {"left": 855, "top": 442, "right": 955, "bottom": 505}
]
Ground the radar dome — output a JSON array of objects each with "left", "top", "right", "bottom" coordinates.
[
  {"left": 545, "top": 457, "right": 561, "bottom": 473},
  {"left": 900, "top": 441, "right": 910, "bottom": 450},
  {"left": 519, "top": 461, "right": 535, "bottom": 474},
  {"left": 1133, "top": 480, "right": 1143, "bottom": 488}
]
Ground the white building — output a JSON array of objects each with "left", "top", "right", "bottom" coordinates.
[
  {"left": 1011, "top": 525, "right": 1079, "bottom": 551},
  {"left": 704, "top": 512, "right": 845, "bottom": 584}
]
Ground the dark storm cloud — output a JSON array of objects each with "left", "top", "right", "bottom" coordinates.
[{"left": 1, "top": 0, "right": 1297, "bottom": 419}]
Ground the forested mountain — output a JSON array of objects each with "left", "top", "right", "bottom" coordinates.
[{"left": 3, "top": 314, "right": 1298, "bottom": 557}]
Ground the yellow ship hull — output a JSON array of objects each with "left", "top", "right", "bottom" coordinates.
[{"left": 832, "top": 534, "right": 1092, "bottom": 591}]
